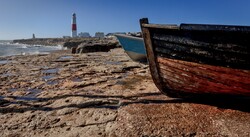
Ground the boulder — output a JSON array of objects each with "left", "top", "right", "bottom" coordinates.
[
  {"left": 63, "top": 41, "right": 82, "bottom": 49},
  {"left": 76, "top": 42, "right": 119, "bottom": 53}
]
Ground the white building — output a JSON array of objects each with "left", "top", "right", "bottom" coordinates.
[
  {"left": 95, "top": 32, "right": 104, "bottom": 38},
  {"left": 78, "top": 32, "right": 91, "bottom": 38}
]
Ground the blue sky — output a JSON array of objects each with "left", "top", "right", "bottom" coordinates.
[{"left": 0, "top": 0, "right": 250, "bottom": 40}]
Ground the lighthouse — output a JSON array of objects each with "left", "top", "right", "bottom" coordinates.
[{"left": 71, "top": 13, "right": 77, "bottom": 38}]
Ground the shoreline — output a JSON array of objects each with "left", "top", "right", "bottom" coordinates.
[
  {"left": 12, "top": 37, "right": 118, "bottom": 48},
  {"left": 0, "top": 49, "right": 68, "bottom": 59},
  {"left": 0, "top": 42, "right": 65, "bottom": 58},
  {"left": 1, "top": 36, "right": 119, "bottom": 58}
]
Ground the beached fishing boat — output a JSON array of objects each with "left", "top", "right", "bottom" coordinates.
[
  {"left": 115, "top": 34, "right": 147, "bottom": 62},
  {"left": 140, "top": 18, "right": 250, "bottom": 98}
]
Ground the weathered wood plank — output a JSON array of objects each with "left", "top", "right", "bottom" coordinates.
[
  {"left": 153, "top": 34, "right": 248, "bottom": 54},
  {"left": 181, "top": 24, "right": 250, "bottom": 32},
  {"left": 142, "top": 24, "right": 179, "bottom": 30},
  {"left": 152, "top": 32, "right": 250, "bottom": 70},
  {"left": 155, "top": 46, "right": 249, "bottom": 70},
  {"left": 158, "top": 57, "right": 250, "bottom": 77},
  {"left": 159, "top": 65, "right": 250, "bottom": 94},
  {"left": 157, "top": 57, "right": 250, "bottom": 95}
]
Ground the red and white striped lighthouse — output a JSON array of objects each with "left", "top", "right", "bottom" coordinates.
[{"left": 71, "top": 13, "right": 77, "bottom": 38}]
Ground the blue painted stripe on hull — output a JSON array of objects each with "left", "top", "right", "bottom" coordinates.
[{"left": 115, "top": 34, "right": 146, "bottom": 55}]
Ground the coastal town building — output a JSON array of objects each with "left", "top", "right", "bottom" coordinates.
[
  {"left": 78, "top": 32, "right": 91, "bottom": 38},
  {"left": 63, "top": 36, "right": 71, "bottom": 38},
  {"left": 95, "top": 32, "right": 105, "bottom": 38}
]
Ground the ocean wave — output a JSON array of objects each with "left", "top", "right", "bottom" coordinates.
[
  {"left": 20, "top": 51, "right": 50, "bottom": 56},
  {"left": 0, "top": 40, "right": 12, "bottom": 45},
  {"left": 0, "top": 42, "right": 65, "bottom": 57},
  {"left": 55, "top": 45, "right": 64, "bottom": 49},
  {"left": 21, "top": 45, "right": 28, "bottom": 48},
  {"left": 33, "top": 45, "right": 42, "bottom": 47},
  {"left": 8, "top": 42, "right": 29, "bottom": 47}
]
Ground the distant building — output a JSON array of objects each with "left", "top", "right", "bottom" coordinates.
[
  {"left": 32, "top": 34, "right": 36, "bottom": 39},
  {"left": 78, "top": 32, "right": 91, "bottom": 38},
  {"left": 95, "top": 32, "right": 105, "bottom": 38},
  {"left": 63, "top": 36, "right": 71, "bottom": 38}
]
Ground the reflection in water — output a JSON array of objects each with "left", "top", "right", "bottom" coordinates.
[
  {"left": 105, "top": 61, "right": 122, "bottom": 65},
  {"left": 0, "top": 60, "right": 8, "bottom": 64},
  {"left": 42, "top": 75, "right": 54, "bottom": 81},
  {"left": 47, "top": 80, "right": 58, "bottom": 85},
  {"left": 58, "top": 55, "right": 74, "bottom": 60},
  {"left": 42, "top": 68, "right": 59, "bottom": 74}
]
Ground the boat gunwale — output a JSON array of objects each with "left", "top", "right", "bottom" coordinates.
[
  {"left": 141, "top": 24, "right": 179, "bottom": 30},
  {"left": 114, "top": 34, "right": 143, "bottom": 41},
  {"left": 142, "top": 23, "right": 250, "bottom": 32}
]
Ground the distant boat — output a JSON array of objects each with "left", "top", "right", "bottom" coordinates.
[
  {"left": 115, "top": 34, "right": 147, "bottom": 62},
  {"left": 140, "top": 18, "right": 250, "bottom": 98}
]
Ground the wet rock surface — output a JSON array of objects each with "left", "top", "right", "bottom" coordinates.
[
  {"left": 0, "top": 48, "right": 250, "bottom": 137},
  {"left": 75, "top": 42, "right": 118, "bottom": 54}
]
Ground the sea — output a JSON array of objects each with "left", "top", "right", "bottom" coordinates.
[{"left": 0, "top": 40, "right": 64, "bottom": 57}]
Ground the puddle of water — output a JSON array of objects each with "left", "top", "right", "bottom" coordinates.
[
  {"left": 59, "top": 56, "right": 74, "bottom": 60},
  {"left": 0, "top": 60, "right": 8, "bottom": 64},
  {"left": 105, "top": 61, "right": 122, "bottom": 65},
  {"left": 47, "top": 80, "right": 58, "bottom": 85},
  {"left": 42, "top": 68, "right": 59, "bottom": 74},
  {"left": 9, "top": 88, "right": 18, "bottom": 92},
  {"left": 1, "top": 73, "right": 14, "bottom": 77},
  {"left": 42, "top": 75, "right": 54, "bottom": 81}
]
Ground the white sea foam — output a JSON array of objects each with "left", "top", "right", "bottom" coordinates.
[
  {"left": 0, "top": 43, "right": 65, "bottom": 57},
  {"left": 21, "top": 45, "right": 28, "bottom": 48}
]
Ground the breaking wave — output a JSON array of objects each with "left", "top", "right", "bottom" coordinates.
[{"left": 0, "top": 42, "right": 64, "bottom": 57}]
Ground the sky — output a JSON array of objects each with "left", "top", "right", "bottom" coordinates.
[{"left": 0, "top": 0, "right": 250, "bottom": 40}]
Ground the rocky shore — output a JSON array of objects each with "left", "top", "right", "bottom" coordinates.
[
  {"left": 13, "top": 38, "right": 70, "bottom": 46},
  {"left": 0, "top": 48, "right": 250, "bottom": 137},
  {"left": 13, "top": 38, "right": 120, "bottom": 53}
]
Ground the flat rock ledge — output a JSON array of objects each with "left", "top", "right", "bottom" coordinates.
[{"left": 0, "top": 48, "right": 250, "bottom": 137}]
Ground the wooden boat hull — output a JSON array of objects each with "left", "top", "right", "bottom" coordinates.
[
  {"left": 115, "top": 34, "right": 147, "bottom": 62},
  {"left": 140, "top": 18, "right": 250, "bottom": 97}
]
